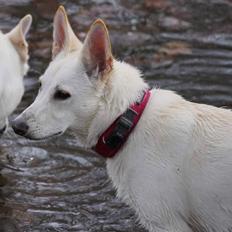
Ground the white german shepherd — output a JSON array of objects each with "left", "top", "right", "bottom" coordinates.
[
  {"left": 13, "top": 7, "right": 232, "bottom": 232},
  {"left": 0, "top": 15, "right": 32, "bottom": 135}
]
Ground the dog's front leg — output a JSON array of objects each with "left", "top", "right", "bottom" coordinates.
[{"left": 137, "top": 209, "right": 193, "bottom": 232}]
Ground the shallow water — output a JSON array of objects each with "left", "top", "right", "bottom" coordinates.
[{"left": 0, "top": 0, "right": 232, "bottom": 231}]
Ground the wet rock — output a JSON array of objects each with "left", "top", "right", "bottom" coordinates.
[
  {"left": 31, "top": 39, "right": 52, "bottom": 58},
  {"left": 0, "top": 0, "right": 31, "bottom": 6},
  {"left": 155, "top": 41, "right": 192, "bottom": 62},
  {"left": 0, "top": 217, "right": 19, "bottom": 232},
  {"left": 31, "top": 0, "right": 59, "bottom": 19},
  {"left": 111, "top": 31, "right": 153, "bottom": 53},
  {"left": 158, "top": 16, "right": 191, "bottom": 31},
  {"left": 5, "top": 146, "right": 49, "bottom": 168},
  {"left": 144, "top": 0, "right": 171, "bottom": 10},
  {"left": 0, "top": 174, "right": 8, "bottom": 187}
]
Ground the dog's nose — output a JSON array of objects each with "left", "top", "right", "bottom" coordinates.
[
  {"left": 0, "top": 124, "right": 6, "bottom": 136},
  {"left": 12, "top": 118, "right": 29, "bottom": 136}
]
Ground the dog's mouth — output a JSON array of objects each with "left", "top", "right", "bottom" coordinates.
[{"left": 22, "top": 131, "right": 63, "bottom": 141}]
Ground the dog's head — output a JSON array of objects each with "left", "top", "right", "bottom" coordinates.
[
  {"left": 12, "top": 6, "right": 113, "bottom": 141},
  {"left": 0, "top": 15, "right": 32, "bottom": 135}
]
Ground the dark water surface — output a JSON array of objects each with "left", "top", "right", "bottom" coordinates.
[{"left": 0, "top": 0, "right": 232, "bottom": 231}]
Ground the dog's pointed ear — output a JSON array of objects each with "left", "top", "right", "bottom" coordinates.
[
  {"left": 82, "top": 19, "right": 113, "bottom": 79},
  {"left": 52, "top": 6, "right": 82, "bottom": 59},
  {"left": 7, "top": 14, "right": 32, "bottom": 62}
]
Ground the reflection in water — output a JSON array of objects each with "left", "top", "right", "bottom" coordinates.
[{"left": 0, "top": 0, "right": 232, "bottom": 231}]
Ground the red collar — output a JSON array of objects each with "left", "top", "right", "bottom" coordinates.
[{"left": 93, "top": 89, "right": 151, "bottom": 158}]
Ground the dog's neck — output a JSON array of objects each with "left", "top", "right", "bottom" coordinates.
[{"left": 84, "top": 60, "right": 149, "bottom": 150}]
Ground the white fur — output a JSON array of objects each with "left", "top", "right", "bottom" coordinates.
[
  {"left": 0, "top": 15, "right": 31, "bottom": 132},
  {"left": 15, "top": 11, "right": 232, "bottom": 232},
  {"left": 0, "top": 33, "right": 26, "bottom": 130}
]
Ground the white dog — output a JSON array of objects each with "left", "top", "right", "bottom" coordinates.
[
  {"left": 0, "top": 15, "right": 32, "bottom": 135},
  {"left": 13, "top": 7, "right": 232, "bottom": 232}
]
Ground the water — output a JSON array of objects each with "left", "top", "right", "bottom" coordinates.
[{"left": 0, "top": 0, "right": 231, "bottom": 231}]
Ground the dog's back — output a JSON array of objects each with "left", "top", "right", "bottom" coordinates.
[
  {"left": 185, "top": 102, "right": 232, "bottom": 231},
  {"left": 107, "top": 89, "right": 232, "bottom": 231}
]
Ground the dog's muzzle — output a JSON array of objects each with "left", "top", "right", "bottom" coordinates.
[{"left": 0, "top": 125, "right": 6, "bottom": 136}]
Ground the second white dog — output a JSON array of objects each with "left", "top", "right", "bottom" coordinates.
[
  {"left": 13, "top": 7, "right": 232, "bottom": 232},
  {"left": 0, "top": 14, "right": 32, "bottom": 134}
]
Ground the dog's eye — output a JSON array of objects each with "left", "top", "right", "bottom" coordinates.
[{"left": 54, "top": 90, "right": 71, "bottom": 100}]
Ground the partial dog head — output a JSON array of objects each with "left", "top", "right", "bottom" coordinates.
[
  {"left": 7, "top": 14, "right": 32, "bottom": 66},
  {"left": 12, "top": 6, "right": 113, "bottom": 140},
  {"left": 0, "top": 15, "right": 32, "bottom": 135}
]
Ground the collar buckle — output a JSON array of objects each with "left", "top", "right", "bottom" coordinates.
[{"left": 105, "top": 108, "right": 137, "bottom": 149}]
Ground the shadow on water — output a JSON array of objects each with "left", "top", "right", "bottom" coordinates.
[{"left": 0, "top": 0, "right": 231, "bottom": 231}]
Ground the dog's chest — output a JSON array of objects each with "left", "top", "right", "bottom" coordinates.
[{"left": 106, "top": 147, "right": 160, "bottom": 213}]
